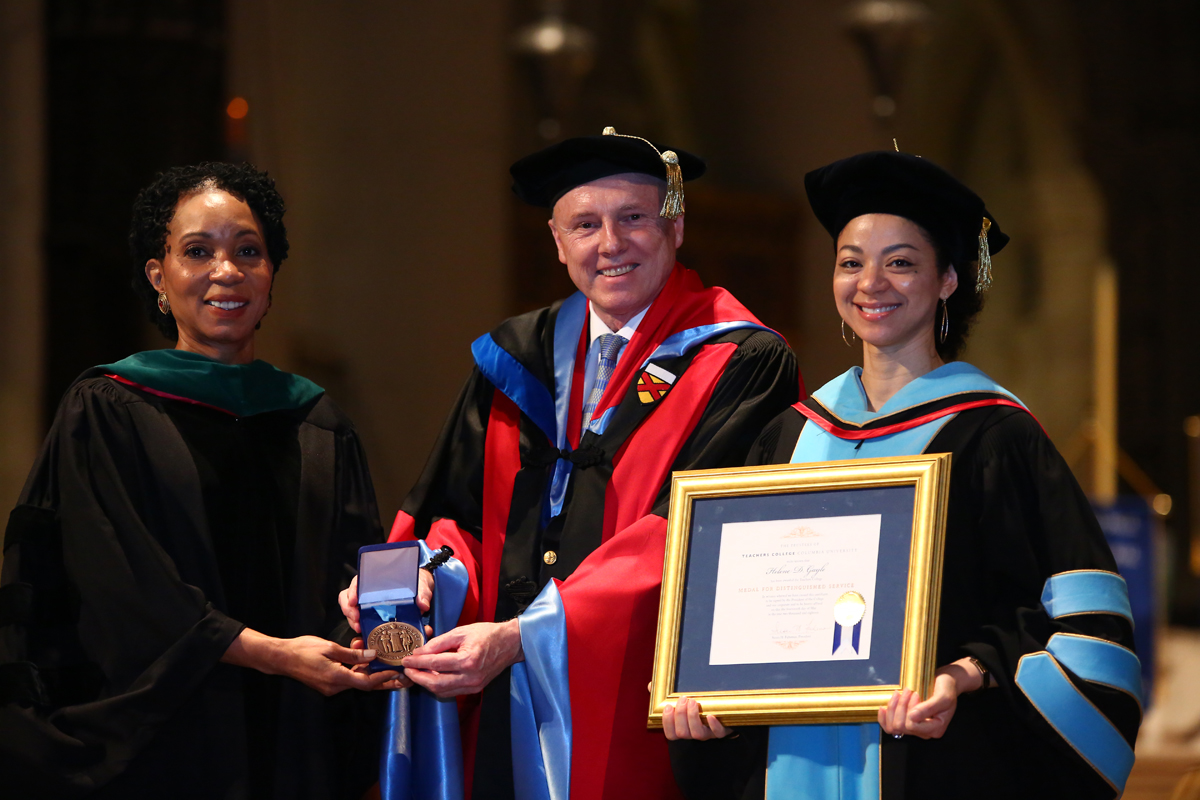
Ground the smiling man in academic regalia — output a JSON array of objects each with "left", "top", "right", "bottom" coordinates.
[{"left": 341, "top": 129, "right": 802, "bottom": 799}]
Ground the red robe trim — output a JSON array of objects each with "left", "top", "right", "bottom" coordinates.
[
  {"left": 104, "top": 373, "right": 236, "bottom": 416},
  {"left": 794, "top": 397, "right": 1035, "bottom": 440},
  {"left": 561, "top": 340, "right": 740, "bottom": 799}
]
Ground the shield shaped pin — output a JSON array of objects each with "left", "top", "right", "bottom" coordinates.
[{"left": 637, "top": 363, "right": 676, "bottom": 404}]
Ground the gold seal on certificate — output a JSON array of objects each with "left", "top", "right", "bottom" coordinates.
[
  {"left": 834, "top": 591, "right": 866, "bottom": 626},
  {"left": 832, "top": 590, "right": 868, "bottom": 656},
  {"left": 367, "top": 621, "right": 425, "bottom": 666}
]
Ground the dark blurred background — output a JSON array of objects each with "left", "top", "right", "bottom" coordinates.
[{"left": 2, "top": 0, "right": 1200, "bottom": 775}]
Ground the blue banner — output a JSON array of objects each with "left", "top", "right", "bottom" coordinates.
[{"left": 1094, "top": 497, "right": 1156, "bottom": 703}]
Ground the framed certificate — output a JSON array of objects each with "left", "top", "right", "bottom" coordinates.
[{"left": 648, "top": 453, "right": 951, "bottom": 728}]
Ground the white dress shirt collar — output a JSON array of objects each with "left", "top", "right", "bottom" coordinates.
[{"left": 588, "top": 303, "right": 649, "bottom": 346}]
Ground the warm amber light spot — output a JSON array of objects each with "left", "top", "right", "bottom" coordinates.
[
  {"left": 226, "top": 97, "right": 249, "bottom": 120},
  {"left": 1153, "top": 493, "right": 1173, "bottom": 517}
]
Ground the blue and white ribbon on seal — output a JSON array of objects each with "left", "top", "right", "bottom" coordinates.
[{"left": 831, "top": 590, "right": 866, "bottom": 655}]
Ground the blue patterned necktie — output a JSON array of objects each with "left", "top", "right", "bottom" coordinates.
[{"left": 582, "top": 333, "right": 626, "bottom": 431}]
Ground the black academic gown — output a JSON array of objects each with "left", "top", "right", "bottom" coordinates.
[
  {"left": 0, "top": 371, "right": 384, "bottom": 799},
  {"left": 669, "top": 404, "right": 1141, "bottom": 800}
]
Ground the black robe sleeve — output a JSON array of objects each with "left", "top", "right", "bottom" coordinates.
[
  {"left": 744, "top": 404, "right": 808, "bottom": 467},
  {"left": 398, "top": 367, "right": 493, "bottom": 544},
  {"left": 922, "top": 408, "right": 1140, "bottom": 798},
  {"left": 651, "top": 331, "right": 800, "bottom": 515},
  {"left": 326, "top": 415, "right": 388, "bottom": 637},
  {"left": 0, "top": 378, "right": 244, "bottom": 795}
]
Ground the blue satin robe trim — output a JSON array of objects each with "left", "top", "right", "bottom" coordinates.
[
  {"left": 510, "top": 581, "right": 572, "bottom": 800},
  {"left": 643, "top": 321, "right": 771, "bottom": 363},
  {"left": 810, "top": 363, "right": 1022, "bottom": 427},
  {"left": 1046, "top": 633, "right": 1143, "bottom": 706},
  {"left": 381, "top": 685, "right": 413, "bottom": 800},
  {"left": 1015, "top": 652, "right": 1135, "bottom": 792},
  {"left": 553, "top": 292, "right": 589, "bottom": 450},
  {"left": 1041, "top": 570, "right": 1134, "bottom": 626},
  {"left": 549, "top": 293, "right": 589, "bottom": 518},
  {"left": 381, "top": 542, "right": 469, "bottom": 800},
  {"left": 472, "top": 333, "right": 557, "bottom": 443},
  {"left": 767, "top": 724, "right": 880, "bottom": 800},
  {"left": 584, "top": 405, "right": 618, "bottom": 436}
]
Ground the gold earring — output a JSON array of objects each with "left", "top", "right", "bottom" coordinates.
[
  {"left": 841, "top": 319, "right": 857, "bottom": 347},
  {"left": 157, "top": 292, "right": 171, "bottom": 314},
  {"left": 939, "top": 299, "right": 949, "bottom": 344}
]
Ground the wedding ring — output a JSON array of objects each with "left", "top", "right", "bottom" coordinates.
[{"left": 892, "top": 733, "right": 904, "bottom": 739}]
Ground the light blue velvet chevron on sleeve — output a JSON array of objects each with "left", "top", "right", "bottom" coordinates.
[{"left": 1015, "top": 571, "right": 1140, "bottom": 794}]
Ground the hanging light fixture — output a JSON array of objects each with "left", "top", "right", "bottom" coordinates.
[
  {"left": 844, "top": 0, "right": 933, "bottom": 121},
  {"left": 511, "top": 1, "right": 596, "bottom": 141}
]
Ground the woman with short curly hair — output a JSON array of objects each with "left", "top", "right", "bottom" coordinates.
[
  {"left": 0, "top": 163, "right": 400, "bottom": 799},
  {"left": 128, "top": 161, "right": 291, "bottom": 341}
]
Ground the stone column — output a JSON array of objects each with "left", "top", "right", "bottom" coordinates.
[{"left": 0, "top": 0, "right": 45, "bottom": 515}]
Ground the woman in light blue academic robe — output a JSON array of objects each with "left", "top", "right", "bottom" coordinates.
[{"left": 664, "top": 151, "right": 1141, "bottom": 800}]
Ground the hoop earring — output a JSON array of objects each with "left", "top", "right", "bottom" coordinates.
[
  {"left": 157, "top": 292, "right": 171, "bottom": 314},
  {"left": 841, "top": 319, "right": 857, "bottom": 347},
  {"left": 939, "top": 299, "right": 949, "bottom": 344}
]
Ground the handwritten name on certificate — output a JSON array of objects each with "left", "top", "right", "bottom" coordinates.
[{"left": 708, "top": 515, "right": 881, "bottom": 666}]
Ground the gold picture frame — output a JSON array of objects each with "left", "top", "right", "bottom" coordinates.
[{"left": 648, "top": 453, "right": 951, "bottom": 728}]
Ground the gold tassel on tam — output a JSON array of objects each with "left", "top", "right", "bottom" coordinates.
[
  {"left": 601, "top": 126, "right": 685, "bottom": 220},
  {"left": 977, "top": 217, "right": 993, "bottom": 293},
  {"left": 659, "top": 150, "right": 684, "bottom": 219}
]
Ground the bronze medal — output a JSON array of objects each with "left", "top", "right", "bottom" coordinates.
[{"left": 367, "top": 621, "right": 425, "bottom": 666}]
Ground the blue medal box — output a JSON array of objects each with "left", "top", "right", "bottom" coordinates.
[{"left": 357, "top": 541, "right": 424, "bottom": 673}]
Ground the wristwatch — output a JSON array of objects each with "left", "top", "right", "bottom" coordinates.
[{"left": 966, "top": 656, "right": 991, "bottom": 693}]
